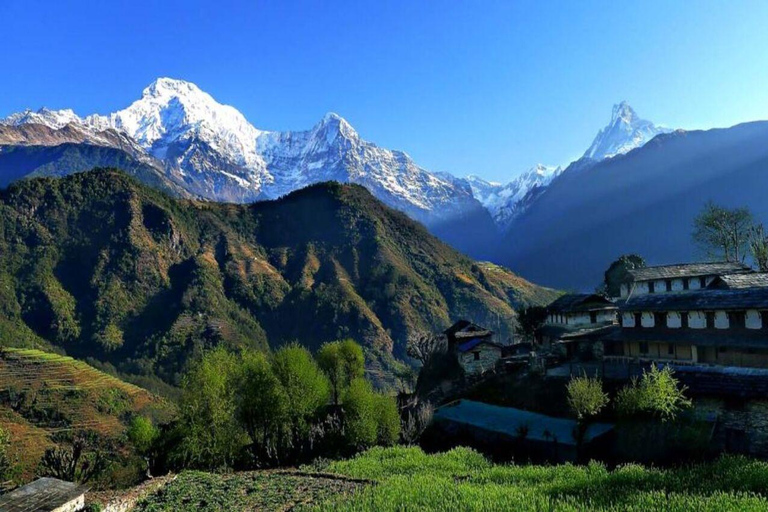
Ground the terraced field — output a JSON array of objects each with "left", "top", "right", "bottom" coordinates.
[{"left": 0, "top": 348, "right": 172, "bottom": 481}]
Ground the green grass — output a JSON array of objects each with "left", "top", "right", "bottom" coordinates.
[{"left": 310, "top": 446, "right": 768, "bottom": 511}]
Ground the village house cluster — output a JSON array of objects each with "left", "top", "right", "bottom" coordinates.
[
  {"left": 545, "top": 262, "right": 768, "bottom": 369},
  {"left": 448, "top": 261, "right": 768, "bottom": 377}
]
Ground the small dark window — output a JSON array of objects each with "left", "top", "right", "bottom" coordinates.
[
  {"left": 618, "top": 314, "right": 624, "bottom": 327},
  {"left": 648, "top": 281, "right": 655, "bottom": 293},
  {"left": 665, "top": 280, "right": 672, "bottom": 292},
  {"left": 729, "top": 312, "right": 746, "bottom": 328},
  {"left": 668, "top": 344, "right": 674, "bottom": 355},
  {"left": 706, "top": 312, "right": 716, "bottom": 329},
  {"left": 683, "top": 279, "right": 690, "bottom": 291},
  {"left": 700, "top": 277, "right": 707, "bottom": 288},
  {"left": 639, "top": 342, "right": 649, "bottom": 354},
  {"left": 590, "top": 311, "right": 597, "bottom": 323},
  {"left": 654, "top": 312, "right": 666, "bottom": 327},
  {"left": 473, "top": 352, "right": 480, "bottom": 360},
  {"left": 635, "top": 312, "right": 642, "bottom": 328},
  {"left": 681, "top": 312, "right": 689, "bottom": 328}
]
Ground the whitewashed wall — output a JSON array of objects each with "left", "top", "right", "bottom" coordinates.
[
  {"left": 667, "top": 312, "right": 682, "bottom": 328},
  {"left": 622, "top": 312, "right": 636, "bottom": 327},
  {"left": 747, "top": 310, "right": 763, "bottom": 330},
  {"left": 689, "top": 311, "right": 706, "bottom": 329},
  {"left": 715, "top": 311, "right": 729, "bottom": 329},
  {"left": 641, "top": 312, "right": 655, "bottom": 328}
]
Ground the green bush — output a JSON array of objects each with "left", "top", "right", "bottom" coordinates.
[{"left": 616, "top": 365, "right": 692, "bottom": 421}]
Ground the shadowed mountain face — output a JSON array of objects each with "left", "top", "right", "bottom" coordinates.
[
  {"left": 501, "top": 121, "right": 768, "bottom": 290},
  {"left": 0, "top": 169, "right": 557, "bottom": 386}
]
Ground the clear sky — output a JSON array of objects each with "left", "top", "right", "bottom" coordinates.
[{"left": 3, "top": 0, "right": 768, "bottom": 182}]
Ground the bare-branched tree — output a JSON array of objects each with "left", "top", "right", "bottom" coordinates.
[{"left": 406, "top": 332, "right": 447, "bottom": 367}]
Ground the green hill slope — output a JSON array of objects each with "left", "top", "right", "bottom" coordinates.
[{"left": 0, "top": 169, "right": 558, "bottom": 384}]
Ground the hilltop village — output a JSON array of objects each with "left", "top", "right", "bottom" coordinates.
[{"left": 418, "top": 261, "right": 768, "bottom": 464}]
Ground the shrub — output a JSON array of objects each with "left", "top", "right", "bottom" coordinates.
[
  {"left": 343, "top": 378, "right": 378, "bottom": 449},
  {"left": 317, "top": 339, "right": 365, "bottom": 405},
  {"left": 616, "top": 365, "right": 692, "bottom": 421},
  {"left": 272, "top": 344, "right": 331, "bottom": 436},
  {"left": 566, "top": 375, "right": 608, "bottom": 420}
]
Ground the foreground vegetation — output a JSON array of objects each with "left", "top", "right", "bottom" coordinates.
[{"left": 131, "top": 446, "right": 768, "bottom": 511}]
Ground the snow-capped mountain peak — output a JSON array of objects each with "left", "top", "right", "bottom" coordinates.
[
  {"left": 85, "top": 77, "right": 264, "bottom": 168},
  {"left": 2, "top": 107, "right": 83, "bottom": 130},
  {"left": 583, "top": 101, "right": 671, "bottom": 161}
]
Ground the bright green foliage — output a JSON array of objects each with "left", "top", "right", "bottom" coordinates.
[
  {"left": 317, "top": 339, "right": 365, "bottom": 404},
  {"left": 566, "top": 375, "right": 609, "bottom": 420},
  {"left": 175, "top": 348, "right": 247, "bottom": 469},
  {"left": 343, "top": 378, "right": 379, "bottom": 449},
  {"left": 127, "top": 416, "right": 160, "bottom": 455},
  {"left": 235, "top": 351, "right": 289, "bottom": 460},
  {"left": 616, "top": 365, "right": 692, "bottom": 422},
  {"left": 342, "top": 379, "right": 401, "bottom": 449},
  {"left": 272, "top": 344, "right": 331, "bottom": 434},
  {"left": 374, "top": 394, "right": 401, "bottom": 446},
  {"left": 314, "top": 447, "right": 768, "bottom": 511}
]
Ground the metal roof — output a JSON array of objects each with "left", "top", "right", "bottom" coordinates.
[
  {"left": 628, "top": 262, "right": 752, "bottom": 282},
  {"left": 620, "top": 288, "right": 768, "bottom": 312},
  {"left": 434, "top": 400, "right": 614, "bottom": 445},
  {"left": 0, "top": 478, "right": 86, "bottom": 512}
]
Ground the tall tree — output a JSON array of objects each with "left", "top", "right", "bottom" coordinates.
[
  {"left": 603, "top": 254, "right": 646, "bottom": 297},
  {"left": 692, "top": 202, "right": 753, "bottom": 262},
  {"left": 515, "top": 306, "right": 548, "bottom": 343},
  {"left": 317, "top": 339, "right": 365, "bottom": 405},
  {"left": 406, "top": 332, "right": 447, "bottom": 367},
  {"left": 749, "top": 224, "right": 768, "bottom": 272}
]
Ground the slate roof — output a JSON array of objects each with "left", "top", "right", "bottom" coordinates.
[
  {"left": 708, "top": 273, "right": 768, "bottom": 290},
  {"left": 0, "top": 478, "right": 86, "bottom": 512},
  {"left": 620, "top": 288, "right": 768, "bottom": 312},
  {"left": 444, "top": 320, "right": 493, "bottom": 340},
  {"left": 628, "top": 262, "right": 751, "bottom": 282},
  {"left": 602, "top": 327, "right": 768, "bottom": 349},
  {"left": 547, "top": 294, "right": 616, "bottom": 313},
  {"left": 434, "top": 400, "right": 614, "bottom": 445},
  {"left": 457, "top": 338, "right": 502, "bottom": 353},
  {"left": 540, "top": 323, "right": 619, "bottom": 341}
]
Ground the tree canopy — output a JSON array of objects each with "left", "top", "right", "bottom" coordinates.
[
  {"left": 603, "top": 254, "right": 646, "bottom": 297},
  {"left": 692, "top": 202, "right": 753, "bottom": 262}
]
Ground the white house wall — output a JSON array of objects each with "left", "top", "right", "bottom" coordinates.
[
  {"left": 715, "top": 311, "right": 729, "bottom": 329},
  {"left": 746, "top": 310, "right": 763, "bottom": 329},
  {"left": 641, "top": 312, "right": 655, "bottom": 328},
  {"left": 667, "top": 312, "right": 682, "bottom": 328},
  {"left": 622, "top": 312, "right": 636, "bottom": 327},
  {"left": 689, "top": 311, "right": 706, "bottom": 329}
]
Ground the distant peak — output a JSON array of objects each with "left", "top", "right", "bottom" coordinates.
[
  {"left": 142, "top": 77, "right": 200, "bottom": 98},
  {"left": 313, "top": 112, "right": 357, "bottom": 141},
  {"left": 611, "top": 101, "right": 637, "bottom": 124}
]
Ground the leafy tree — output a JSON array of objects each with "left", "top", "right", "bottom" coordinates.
[
  {"left": 272, "top": 344, "right": 331, "bottom": 438},
  {"left": 317, "top": 339, "right": 365, "bottom": 405},
  {"left": 566, "top": 375, "right": 608, "bottom": 461},
  {"left": 616, "top": 365, "right": 692, "bottom": 422},
  {"left": 127, "top": 416, "right": 160, "bottom": 477},
  {"left": 375, "top": 394, "right": 401, "bottom": 446},
  {"left": 567, "top": 375, "right": 609, "bottom": 420},
  {"left": 515, "top": 306, "right": 548, "bottom": 343},
  {"left": 236, "top": 350, "right": 289, "bottom": 464},
  {"left": 603, "top": 254, "right": 646, "bottom": 297},
  {"left": 175, "top": 347, "right": 246, "bottom": 469},
  {"left": 692, "top": 202, "right": 753, "bottom": 262},
  {"left": 342, "top": 378, "right": 379, "bottom": 449},
  {"left": 749, "top": 224, "right": 768, "bottom": 271}
]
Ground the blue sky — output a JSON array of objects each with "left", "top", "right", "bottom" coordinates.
[{"left": 3, "top": 0, "right": 768, "bottom": 182}]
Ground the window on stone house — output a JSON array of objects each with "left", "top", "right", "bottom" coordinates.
[
  {"left": 683, "top": 279, "right": 689, "bottom": 290},
  {"left": 473, "top": 351, "right": 480, "bottom": 360},
  {"left": 706, "top": 312, "right": 715, "bottom": 329},
  {"left": 665, "top": 280, "right": 672, "bottom": 292},
  {"left": 654, "top": 312, "right": 666, "bottom": 327},
  {"left": 648, "top": 281, "right": 655, "bottom": 293},
  {"left": 700, "top": 277, "right": 707, "bottom": 288},
  {"left": 634, "top": 312, "right": 642, "bottom": 328},
  {"left": 681, "top": 312, "right": 689, "bottom": 328}
]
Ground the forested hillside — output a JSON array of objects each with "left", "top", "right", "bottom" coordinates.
[{"left": 0, "top": 169, "right": 557, "bottom": 385}]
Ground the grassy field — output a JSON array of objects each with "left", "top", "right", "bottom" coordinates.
[
  {"left": 0, "top": 348, "right": 172, "bottom": 482},
  {"left": 313, "top": 446, "right": 768, "bottom": 511},
  {"left": 132, "top": 446, "right": 768, "bottom": 511}
]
